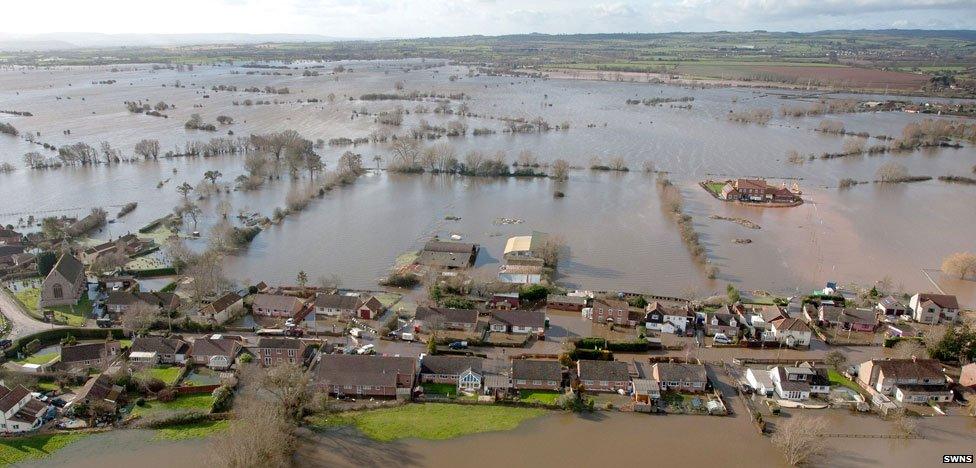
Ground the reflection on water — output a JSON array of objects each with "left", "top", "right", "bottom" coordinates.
[{"left": 1, "top": 62, "right": 974, "bottom": 302}]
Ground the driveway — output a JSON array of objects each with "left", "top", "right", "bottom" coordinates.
[{"left": 0, "top": 286, "right": 65, "bottom": 341}]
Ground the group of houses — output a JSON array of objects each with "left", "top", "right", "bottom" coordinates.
[
  {"left": 411, "top": 306, "right": 547, "bottom": 337},
  {"left": 0, "top": 228, "right": 36, "bottom": 278},
  {"left": 498, "top": 232, "right": 549, "bottom": 285},
  {"left": 714, "top": 178, "right": 802, "bottom": 205},
  {"left": 308, "top": 352, "right": 710, "bottom": 404}
]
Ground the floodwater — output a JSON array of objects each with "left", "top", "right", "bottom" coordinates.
[
  {"left": 26, "top": 410, "right": 976, "bottom": 467},
  {"left": 1, "top": 60, "right": 974, "bottom": 302}
]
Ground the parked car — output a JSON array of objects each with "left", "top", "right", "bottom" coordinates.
[
  {"left": 357, "top": 344, "right": 375, "bottom": 355},
  {"left": 50, "top": 398, "right": 67, "bottom": 408},
  {"left": 713, "top": 333, "right": 732, "bottom": 344},
  {"left": 349, "top": 328, "right": 363, "bottom": 338},
  {"left": 400, "top": 332, "right": 414, "bottom": 342},
  {"left": 448, "top": 341, "right": 468, "bottom": 350},
  {"left": 0, "top": 339, "right": 11, "bottom": 349}
]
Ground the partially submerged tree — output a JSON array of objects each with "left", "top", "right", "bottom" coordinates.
[
  {"left": 772, "top": 414, "right": 828, "bottom": 466},
  {"left": 942, "top": 252, "right": 976, "bottom": 280}
]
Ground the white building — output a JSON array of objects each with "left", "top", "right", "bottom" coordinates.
[
  {"left": 769, "top": 318, "right": 812, "bottom": 347},
  {"left": 745, "top": 368, "right": 775, "bottom": 397},
  {"left": 909, "top": 293, "right": 959, "bottom": 325},
  {"left": 0, "top": 384, "right": 49, "bottom": 433}
]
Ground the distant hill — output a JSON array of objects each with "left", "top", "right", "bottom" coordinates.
[{"left": 0, "top": 32, "right": 351, "bottom": 51}]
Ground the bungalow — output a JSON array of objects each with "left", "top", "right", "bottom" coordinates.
[
  {"left": 58, "top": 340, "right": 121, "bottom": 371},
  {"left": 252, "top": 294, "right": 306, "bottom": 318},
  {"left": 546, "top": 294, "right": 587, "bottom": 312},
  {"left": 876, "top": 296, "right": 907, "bottom": 318},
  {"left": 0, "top": 384, "right": 49, "bottom": 433},
  {"left": 415, "top": 307, "right": 479, "bottom": 332},
  {"left": 858, "top": 358, "right": 952, "bottom": 404},
  {"left": 652, "top": 362, "right": 707, "bottom": 393},
  {"left": 129, "top": 336, "right": 189, "bottom": 365},
  {"left": 419, "top": 355, "right": 483, "bottom": 392},
  {"left": 590, "top": 298, "right": 639, "bottom": 327},
  {"left": 39, "top": 253, "right": 86, "bottom": 308},
  {"left": 488, "top": 310, "right": 545, "bottom": 335},
  {"left": 198, "top": 292, "right": 243, "bottom": 325},
  {"left": 313, "top": 354, "right": 416, "bottom": 399},
  {"left": 189, "top": 336, "right": 242, "bottom": 370},
  {"left": 105, "top": 291, "right": 180, "bottom": 315},
  {"left": 254, "top": 337, "right": 307, "bottom": 367},
  {"left": 82, "top": 234, "right": 153, "bottom": 264},
  {"left": 357, "top": 296, "right": 385, "bottom": 320},
  {"left": 817, "top": 305, "right": 878, "bottom": 332},
  {"left": 512, "top": 359, "right": 562, "bottom": 391},
  {"left": 769, "top": 318, "right": 812, "bottom": 347},
  {"left": 313, "top": 293, "right": 360, "bottom": 319},
  {"left": 909, "top": 293, "right": 959, "bottom": 325},
  {"left": 577, "top": 360, "right": 630, "bottom": 393},
  {"left": 417, "top": 240, "right": 479, "bottom": 269}
]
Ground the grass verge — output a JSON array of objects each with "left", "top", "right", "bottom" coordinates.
[
  {"left": 130, "top": 394, "right": 213, "bottom": 417},
  {"left": 0, "top": 433, "right": 89, "bottom": 465}
]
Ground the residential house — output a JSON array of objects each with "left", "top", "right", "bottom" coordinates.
[
  {"left": 357, "top": 296, "right": 385, "bottom": 320},
  {"left": 419, "top": 355, "right": 483, "bottom": 392},
  {"left": 770, "top": 366, "right": 820, "bottom": 401},
  {"left": 252, "top": 293, "right": 306, "bottom": 318},
  {"left": 189, "top": 336, "right": 242, "bottom": 370},
  {"left": 750, "top": 305, "right": 786, "bottom": 331},
  {"left": 652, "top": 362, "right": 707, "bottom": 393},
  {"left": 512, "top": 359, "right": 562, "bottom": 391},
  {"left": 909, "top": 293, "right": 959, "bottom": 325},
  {"left": 704, "top": 311, "right": 739, "bottom": 337},
  {"left": 254, "top": 337, "right": 307, "bottom": 367},
  {"left": 769, "top": 318, "right": 813, "bottom": 347},
  {"left": 719, "top": 178, "right": 799, "bottom": 203},
  {"left": 417, "top": 240, "right": 479, "bottom": 269},
  {"left": 58, "top": 340, "right": 121, "bottom": 371},
  {"left": 198, "top": 292, "right": 243, "bottom": 325},
  {"left": 858, "top": 358, "right": 952, "bottom": 403},
  {"left": 745, "top": 368, "right": 775, "bottom": 397},
  {"left": 39, "top": 253, "right": 86, "bottom": 308},
  {"left": 590, "top": 298, "right": 639, "bottom": 327},
  {"left": 577, "top": 360, "right": 630, "bottom": 393},
  {"left": 817, "top": 305, "right": 878, "bottom": 332},
  {"left": 129, "top": 336, "right": 189, "bottom": 365},
  {"left": 313, "top": 354, "right": 416, "bottom": 399},
  {"left": 105, "top": 291, "right": 180, "bottom": 316},
  {"left": 313, "top": 293, "right": 360, "bottom": 319},
  {"left": 876, "top": 296, "right": 907, "bottom": 318},
  {"left": 502, "top": 232, "right": 547, "bottom": 265},
  {"left": 69, "top": 373, "right": 122, "bottom": 410},
  {"left": 488, "top": 293, "right": 520, "bottom": 310},
  {"left": 415, "top": 307, "right": 479, "bottom": 332},
  {"left": 81, "top": 234, "right": 153, "bottom": 264},
  {"left": 0, "top": 384, "right": 49, "bottom": 433},
  {"left": 488, "top": 310, "right": 545, "bottom": 335},
  {"left": 0, "top": 228, "right": 23, "bottom": 245},
  {"left": 546, "top": 294, "right": 587, "bottom": 312},
  {"left": 646, "top": 304, "right": 695, "bottom": 335}
]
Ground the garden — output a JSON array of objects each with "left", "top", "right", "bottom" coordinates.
[
  {"left": 308, "top": 403, "right": 548, "bottom": 441},
  {"left": 518, "top": 390, "right": 562, "bottom": 405},
  {"left": 133, "top": 366, "right": 183, "bottom": 386}
]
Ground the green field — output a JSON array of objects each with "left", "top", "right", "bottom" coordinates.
[
  {"left": 309, "top": 403, "right": 548, "bottom": 441},
  {"left": 153, "top": 420, "right": 229, "bottom": 441},
  {"left": 0, "top": 433, "right": 89, "bottom": 465},
  {"left": 14, "top": 351, "right": 58, "bottom": 366},
  {"left": 12, "top": 286, "right": 90, "bottom": 327},
  {"left": 704, "top": 182, "right": 726, "bottom": 196},
  {"left": 828, "top": 370, "right": 863, "bottom": 393},
  {"left": 133, "top": 366, "right": 183, "bottom": 386},
  {"left": 518, "top": 390, "right": 562, "bottom": 405},
  {"left": 130, "top": 394, "right": 214, "bottom": 417}
]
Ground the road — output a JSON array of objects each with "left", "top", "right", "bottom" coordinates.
[{"left": 0, "top": 286, "right": 65, "bottom": 341}]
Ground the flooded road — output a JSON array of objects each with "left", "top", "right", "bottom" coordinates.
[{"left": 1, "top": 61, "right": 974, "bottom": 301}]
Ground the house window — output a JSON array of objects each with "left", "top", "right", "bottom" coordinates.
[
  {"left": 52, "top": 283, "right": 63, "bottom": 299},
  {"left": 288, "top": 349, "right": 296, "bottom": 357},
  {"left": 264, "top": 357, "right": 272, "bottom": 365}
]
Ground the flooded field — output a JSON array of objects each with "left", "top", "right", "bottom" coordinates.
[
  {"left": 1, "top": 60, "right": 974, "bottom": 301},
  {"left": 27, "top": 410, "right": 976, "bottom": 468}
]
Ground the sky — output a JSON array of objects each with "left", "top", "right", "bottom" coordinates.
[{"left": 1, "top": 0, "right": 975, "bottom": 38}]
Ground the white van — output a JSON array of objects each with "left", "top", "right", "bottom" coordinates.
[
  {"left": 349, "top": 328, "right": 363, "bottom": 338},
  {"left": 713, "top": 333, "right": 732, "bottom": 344},
  {"left": 357, "top": 344, "right": 375, "bottom": 355},
  {"left": 400, "top": 332, "right": 415, "bottom": 342}
]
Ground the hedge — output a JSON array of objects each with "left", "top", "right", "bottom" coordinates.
[
  {"left": 129, "top": 267, "right": 177, "bottom": 278},
  {"left": 4, "top": 328, "right": 125, "bottom": 359},
  {"left": 575, "top": 337, "right": 650, "bottom": 352},
  {"left": 569, "top": 348, "right": 613, "bottom": 361}
]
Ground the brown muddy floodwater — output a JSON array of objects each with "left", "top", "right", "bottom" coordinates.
[
  {"left": 26, "top": 411, "right": 976, "bottom": 467},
  {"left": 1, "top": 60, "right": 974, "bottom": 302}
]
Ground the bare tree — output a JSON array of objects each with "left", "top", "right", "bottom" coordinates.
[
  {"left": 211, "top": 397, "right": 295, "bottom": 468},
  {"left": 823, "top": 350, "right": 847, "bottom": 371},
  {"left": 539, "top": 235, "right": 565, "bottom": 268},
  {"left": 134, "top": 139, "right": 160, "bottom": 159},
  {"left": 772, "top": 414, "right": 828, "bottom": 466},
  {"left": 258, "top": 363, "right": 312, "bottom": 422},
  {"left": 893, "top": 340, "right": 927, "bottom": 360},
  {"left": 942, "top": 252, "right": 976, "bottom": 280},
  {"left": 551, "top": 159, "right": 570, "bottom": 180},
  {"left": 876, "top": 162, "right": 908, "bottom": 183},
  {"left": 121, "top": 302, "right": 159, "bottom": 336}
]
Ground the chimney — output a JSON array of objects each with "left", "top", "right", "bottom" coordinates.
[{"left": 911, "top": 355, "right": 917, "bottom": 362}]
